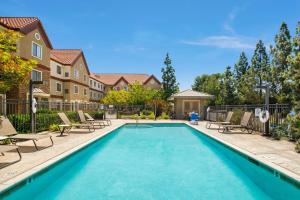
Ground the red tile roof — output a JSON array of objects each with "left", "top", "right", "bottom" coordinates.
[
  {"left": 92, "top": 73, "right": 160, "bottom": 85},
  {"left": 51, "top": 49, "right": 81, "bottom": 65},
  {"left": 0, "top": 17, "right": 53, "bottom": 48},
  {"left": 0, "top": 17, "right": 38, "bottom": 29},
  {"left": 51, "top": 49, "right": 90, "bottom": 74}
]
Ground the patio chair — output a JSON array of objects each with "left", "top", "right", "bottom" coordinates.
[
  {"left": 84, "top": 112, "right": 111, "bottom": 126},
  {"left": 206, "top": 111, "right": 234, "bottom": 129},
  {"left": 57, "top": 113, "right": 95, "bottom": 136},
  {"left": 0, "top": 145, "right": 22, "bottom": 168},
  {"left": 78, "top": 110, "right": 105, "bottom": 128},
  {"left": 0, "top": 116, "right": 53, "bottom": 151},
  {"left": 218, "top": 112, "right": 253, "bottom": 134}
]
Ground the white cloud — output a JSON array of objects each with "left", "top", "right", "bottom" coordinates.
[{"left": 181, "top": 36, "right": 255, "bottom": 49}]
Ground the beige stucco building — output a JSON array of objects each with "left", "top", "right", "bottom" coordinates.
[
  {"left": 50, "top": 49, "right": 90, "bottom": 104},
  {"left": 89, "top": 74, "right": 105, "bottom": 102},
  {"left": 169, "top": 89, "right": 214, "bottom": 119},
  {"left": 0, "top": 17, "right": 53, "bottom": 101},
  {"left": 92, "top": 73, "right": 161, "bottom": 93}
]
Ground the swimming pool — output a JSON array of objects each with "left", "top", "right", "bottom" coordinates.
[{"left": 1, "top": 123, "right": 300, "bottom": 199}]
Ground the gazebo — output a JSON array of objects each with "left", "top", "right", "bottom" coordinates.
[{"left": 168, "top": 89, "right": 214, "bottom": 119}]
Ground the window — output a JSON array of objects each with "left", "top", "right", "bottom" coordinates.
[
  {"left": 98, "top": 83, "right": 100, "bottom": 88},
  {"left": 74, "top": 85, "right": 79, "bottom": 94},
  {"left": 31, "top": 70, "right": 42, "bottom": 81},
  {"left": 32, "top": 42, "right": 42, "bottom": 59},
  {"left": 56, "top": 82, "right": 62, "bottom": 92},
  {"left": 74, "top": 69, "right": 79, "bottom": 79},
  {"left": 56, "top": 65, "right": 62, "bottom": 75},
  {"left": 98, "top": 93, "right": 101, "bottom": 98},
  {"left": 65, "top": 89, "right": 69, "bottom": 94},
  {"left": 124, "top": 86, "right": 128, "bottom": 91},
  {"left": 90, "top": 80, "right": 92, "bottom": 86},
  {"left": 90, "top": 91, "right": 92, "bottom": 98},
  {"left": 93, "top": 81, "right": 96, "bottom": 87},
  {"left": 65, "top": 72, "right": 69, "bottom": 77},
  {"left": 84, "top": 75, "right": 87, "bottom": 82},
  {"left": 84, "top": 88, "right": 87, "bottom": 96},
  {"left": 94, "top": 93, "right": 97, "bottom": 98}
]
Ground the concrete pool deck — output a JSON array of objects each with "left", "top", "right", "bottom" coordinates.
[{"left": 0, "top": 120, "right": 300, "bottom": 192}]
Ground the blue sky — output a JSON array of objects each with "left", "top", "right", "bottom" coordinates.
[{"left": 1, "top": 0, "right": 300, "bottom": 89}]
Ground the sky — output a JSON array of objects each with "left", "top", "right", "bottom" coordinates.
[{"left": 1, "top": 0, "right": 300, "bottom": 89}]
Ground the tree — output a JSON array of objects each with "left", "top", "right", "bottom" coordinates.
[
  {"left": 234, "top": 52, "right": 250, "bottom": 103},
  {"left": 251, "top": 40, "right": 271, "bottom": 101},
  {"left": 127, "top": 82, "right": 158, "bottom": 105},
  {"left": 234, "top": 52, "right": 249, "bottom": 81},
  {"left": 161, "top": 53, "right": 179, "bottom": 100},
  {"left": 101, "top": 89, "right": 130, "bottom": 105},
  {"left": 222, "top": 66, "right": 236, "bottom": 105},
  {"left": 289, "top": 21, "right": 300, "bottom": 112},
  {"left": 0, "top": 30, "right": 37, "bottom": 94},
  {"left": 192, "top": 73, "right": 223, "bottom": 105},
  {"left": 270, "top": 22, "right": 292, "bottom": 103}
]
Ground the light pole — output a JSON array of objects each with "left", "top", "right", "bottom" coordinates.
[{"left": 255, "top": 84, "right": 270, "bottom": 135}]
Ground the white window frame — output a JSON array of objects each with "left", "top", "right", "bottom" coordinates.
[
  {"left": 56, "top": 65, "right": 62, "bottom": 75},
  {"left": 31, "top": 41, "right": 42, "bottom": 59},
  {"left": 31, "top": 69, "right": 43, "bottom": 81},
  {"left": 74, "top": 69, "right": 79, "bottom": 79},
  {"left": 56, "top": 82, "right": 62, "bottom": 93},
  {"left": 74, "top": 85, "right": 79, "bottom": 94}
]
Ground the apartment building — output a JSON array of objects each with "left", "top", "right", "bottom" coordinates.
[
  {"left": 0, "top": 17, "right": 162, "bottom": 105},
  {"left": 89, "top": 74, "right": 105, "bottom": 102},
  {"left": 93, "top": 73, "right": 161, "bottom": 93},
  {"left": 0, "top": 17, "right": 53, "bottom": 101},
  {"left": 50, "top": 49, "right": 90, "bottom": 103}
]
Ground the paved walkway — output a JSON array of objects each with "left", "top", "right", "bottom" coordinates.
[{"left": 0, "top": 120, "right": 299, "bottom": 191}]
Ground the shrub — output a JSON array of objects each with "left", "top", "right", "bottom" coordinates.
[
  {"left": 65, "top": 111, "right": 79, "bottom": 123},
  {"left": 140, "top": 114, "right": 146, "bottom": 119},
  {"left": 88, "top": 111, "right": 104, "bottom": 120},
  {"left": 158, "top": 112, "right": 170, "bottom": 120},
  {"left": 141, "top": 110, "right": 152, "bottom": 116},
  {"left": 230, "top": 109, "right": 245, "bottom": 124},
  {"left": 295, "top": 139, "right": 300, "bottom": 153},
  {"left": 270, "top": 125, "right": 287, "bottom": 140},
  {"left": 49, "top": 124, "right": 60, "bottom": 132},
  {"left": 148, "top": 112, "right": 155, "bottom": 120}
]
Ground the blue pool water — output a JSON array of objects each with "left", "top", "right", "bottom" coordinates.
[{"left": 1, "top": 123, "right": 300, "bottom": 199}]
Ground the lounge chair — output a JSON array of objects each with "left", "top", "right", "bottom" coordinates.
[
  {"left": 218, "top": 112, "right": 253, "bottom": 134},
  {"left": 0, "top": 116, "right": 53, "bottom": 151},
  {"left": 0, "top": 145, "right": 22, "bottom": 168},
  {"left": 78, "top": 110, "right": 105, "bottom": 128},
  {"left": 57, "top": 113, "right": 95, "bottom": 136},
  {"left": 206, "top": 111, "right": 234, "bottom": 129},
  {"left": 84, "top": 113, "right": 111, "bottom": 126}
]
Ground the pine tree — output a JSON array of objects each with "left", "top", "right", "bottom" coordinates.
[
  {"left": 251, "top": 40, "right": 271, "bottom": 101},
  {"left": 234, "top": 52, "right": 249, "bottom": 104},
  {"left": 222, "top": 66, "right": 236, "bottom": 105},
  {"left": 270, "top": 22, "right": 292, "bottom": 103},
  {"left": 234, "top": 52, "right": 249, "bottom": 81},
  {"left": 161, "top": 53, "right": 179, "bottom": 100},
  {"left": 290, "top": 22, "right": 300, "bottom": 112}
]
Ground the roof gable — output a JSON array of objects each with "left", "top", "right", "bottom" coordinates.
[
  {"left": 0, "top": 17, "right": 53, "bottom": 48},
  {"left": 50, "top": 49, "right": 90, "bottom": 74},
  {"left": 170, "top": 89, "right": 214, "bottom": 100},
  {"left": 94, "top": 73, "right": 160, "bottom": 86}
]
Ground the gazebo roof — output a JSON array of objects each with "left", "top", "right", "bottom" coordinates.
[{"left": 168, "top": 89, "right": 214, "bottom": 100}]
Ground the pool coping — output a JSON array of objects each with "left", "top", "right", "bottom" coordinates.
[
  {"left": 185, "top": 122, "right": 300, "bottom": 188},
  {"left": 0, "top": 123, "right": 124, "bottom": 194},
  {"left": 0, "top": 121, "right": 299, "bottom": 195}
]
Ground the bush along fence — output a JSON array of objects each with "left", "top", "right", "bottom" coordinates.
[{"left": 0, "top": 99, "right": 105, "bottom": 133}]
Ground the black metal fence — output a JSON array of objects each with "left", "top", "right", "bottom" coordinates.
[
  {"left": 0, "top": 99, "right": 106, "bottom": 133},
  {"left": 207, "top": 104, "right": 291, "bottom": 133}
]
